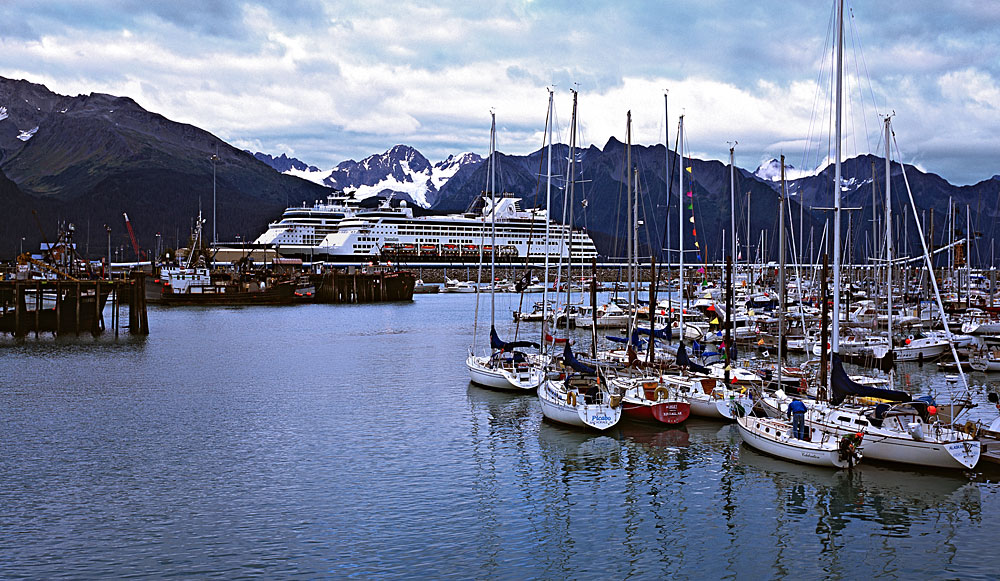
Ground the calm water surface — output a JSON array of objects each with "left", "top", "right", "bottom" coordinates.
[{"left": 2, "top": 292, "right": 999, "bottom": 579}]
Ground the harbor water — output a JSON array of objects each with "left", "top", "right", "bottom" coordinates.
[{"left": 2, "top": 292, "right": 1000, "bottom": 579}]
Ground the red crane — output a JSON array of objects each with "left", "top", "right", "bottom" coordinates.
[{"left": 122, "top": 212, "right": 145, "bottom": 261}]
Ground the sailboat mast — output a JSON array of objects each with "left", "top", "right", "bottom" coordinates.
[
  {"left": 884, "top": 116, "right": 893, "bottom": 348},
  {"left": 778, "top": 155, "right": 786, "bottom": 389},
  {"left": 664, "top": 91, "right": 670, "bottom": 269},
  {"left": 490, "top": 111, "right": 497, "bottom": 330},
  {"left": 564, "top": 89, "right": 579, "bottom": 323},
  {"left": 678, "top": 115, "right": 685, "bottom": 339},
  {"left": 541, "top": 89, "right": 554, "bottom": 353},
  {"left": 626, "top": 111, "right": 633, "bottom": 310},
  {"left": 730, "top": 143, "right": 737, "bottom": 263},
  {"left": 832, "top": 0, "right": 844, "bottom": 355}
]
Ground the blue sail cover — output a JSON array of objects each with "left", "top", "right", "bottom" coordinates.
[
  {"left": 676, "top": 343, "right": 710, "bottom": 374},
  {"left": 606, "top": 334, "right": 647, "bottom": 349},
  {"left": 563, "top": 342, "right": 596, "bottom": 375},
  {"left": 830, "top": 353, "right": 910, "bottom": 406},
  {"left": 490, "top": 326, "right": 540, "bottom": 351},
  {"left": 636, "top": 325, "right": 670, "bottom": 340}
]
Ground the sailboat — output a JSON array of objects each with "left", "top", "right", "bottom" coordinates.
[
  {"left": 736, "top": 414, "right": 863, "bottom": 469},
  {"left": 535, "top": 89, "right": 622, "bottom": 431},
  {"left": 793, "top": 0, "right": 979, "bottom": 470},
  {"left": 466, "top": 113, "right": 546, "bottom": 392},
  {"left": 735, "top": 156, "right": 863, "bottom": 467},
  {"left": 538, "top": 342, "right": 623, "bottom": 430},
  {"left": 608, "top": 112, "right": 690, "bottom": 426}
]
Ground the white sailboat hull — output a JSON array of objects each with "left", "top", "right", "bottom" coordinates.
[
  {"left": 893, "top": 340, "right": 949, "bottom": 361},
  {"left": 537, "top": 380, "right": 621, "bottom": 430},
  {"left": 466, "top": 355, "right": 545, "bottom": 391},
  {"left": 737, "top": 416, "right": 856, "bottom": 468},
  {"left": 808, "top": 408, "right": 980, "bottom": 470}
]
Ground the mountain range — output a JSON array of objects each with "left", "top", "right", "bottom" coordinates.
[
  {"left": 257, "top": 141, "right": 1000, "bottom": 267},
  {"left": 2, "top": 75, "right": 998, "bottom": 266}
]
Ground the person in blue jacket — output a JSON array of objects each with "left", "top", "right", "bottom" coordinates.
[{"left": 787, "top": 399, "right": 808, "bottom": 440}]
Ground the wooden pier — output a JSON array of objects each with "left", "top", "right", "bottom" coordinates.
[
  {"left": 313, "top": 269, "right": 415, "bottom": 304},
  {"left": 0, "top": 272, "right": 149, "bottom": 337}
]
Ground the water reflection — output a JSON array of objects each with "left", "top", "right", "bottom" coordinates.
[{"left": 739, "top": 445, "right": 982, "bottom": 577}]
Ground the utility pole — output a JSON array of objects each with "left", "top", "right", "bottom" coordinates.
[{"left": 211, "top": 152, "right": 220, "bottom": 245}]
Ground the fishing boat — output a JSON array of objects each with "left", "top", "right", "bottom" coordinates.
[
  {"left": 736, "top": 415, "right": 863, "bottom": 468},
  {"left": 149, "top": 212, "right": 298, "bottom": 306}
]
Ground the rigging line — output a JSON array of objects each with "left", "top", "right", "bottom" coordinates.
[
  {"left": 846, "top": 4, "right": 874, "bottom": 157},
  {"left": 633, "top": 148, "right": 661, "bottom": 259},
  {"left": 892, "top": 129, "right": 971, "bottom": 405},
  {"left": 848, "top": 2, "right": 883, "bottom": 137}
]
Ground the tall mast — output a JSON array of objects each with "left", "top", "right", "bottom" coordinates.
[
  {"left": 678, "top": 115, "right": 686, "bottom": 340},
  {"left": 664, "top": 91, "right": 670, "bottom": 269},
  {"left": 626, "top": 111, "right": 633, "bottom": 310},
  {"left": 832, "top": 0, "right": 844, "bottom": 355},
  {"left": 778, "top": 155, "right": 786, "bottom": 389},
  {"left": 730, "top": 143, "right": 737, "bottom": 263},
  {"left": 884, "top": 116, "right": 893, "bottom": 352},
  {"left": 541, "top": 89, "right": 554, "bottom": 353},
  {"left": 490, "top": 111, "right": 497, "bottom": 330},
  {"left": 563, "top": 89, "right": 579, "bottom": 325}
]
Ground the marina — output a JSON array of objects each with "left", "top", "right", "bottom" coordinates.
[
  {"left": 2, "top": 292, "right": 999, "bottom": 578},
  {"left": 3, "top": 0, "right": 1000, "bottom": 577}
]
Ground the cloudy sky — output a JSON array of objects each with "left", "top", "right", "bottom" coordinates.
[{"left": 2, "top": 0, "right": 998, "bottom": 184}]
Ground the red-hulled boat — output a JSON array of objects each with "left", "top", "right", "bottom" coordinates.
[{"left": 612, "top": 377, "right": 691, "bottom": 425}]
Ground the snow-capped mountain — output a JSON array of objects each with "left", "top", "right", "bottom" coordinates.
[
  {"left": 324, "top": 145, "right": 483, "bottom": 208},
  {"left": 754, "top": 158, "right": 784, "bottom": 181},
  {"left": 250, "top": 152, "right": 329, "bottom": 186},
  {"left": 254, "top": 145, "right": 483, "bottom": 208}
]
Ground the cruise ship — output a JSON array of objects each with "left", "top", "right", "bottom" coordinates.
[
  {"left": 252, "top": 193, "right": 599, "bottom": 265},
  {"left": 252, "top": 192, "right": 363, "bottom": 257}
]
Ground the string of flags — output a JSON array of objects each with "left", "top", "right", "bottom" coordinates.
[{"left": 685, "top": 161, "right": 709, "bottom": 283}]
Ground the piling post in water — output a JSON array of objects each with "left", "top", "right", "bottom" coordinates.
[
  {"left": 137, "top": 274, "right": 149, "bottom": 335},
  {"left": 94, "top": 281, "right": 103, "bottom": 334},
  {"left": 34, "top": 280, "right": 41, "bottom": 338},
  {"left": 113, "top": 282, "right": 119, "bottom": 338},
  {"left": 74, "top": 282, "right": 81, "bottom": 335},
  {"left": 15, "top": 283, "right": 25, "bottom": 337},
  {"left": 55, "top": 281, "right": 62, "bottom": 336}
]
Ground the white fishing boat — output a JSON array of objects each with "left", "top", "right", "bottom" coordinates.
[{"left": 736, "top": 415, "right": 862, "bottom": 469}]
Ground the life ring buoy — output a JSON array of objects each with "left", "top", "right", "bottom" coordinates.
[
  {"left": 654, "top": 386, "right": 670, "bottom": 401},
  {"left": 567, "top": 391, "right": 577, "bottom": 407}
]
